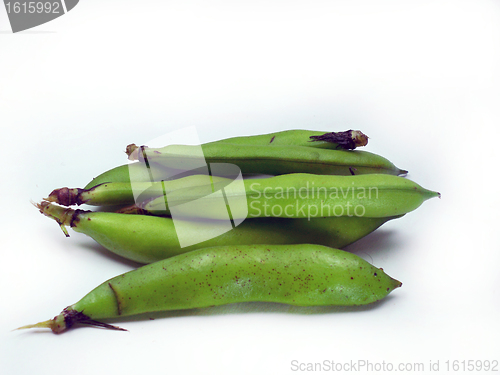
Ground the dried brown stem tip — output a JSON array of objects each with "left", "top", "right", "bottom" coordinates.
[
  {"left": 125, "top": 143, "right": 141, "bottom": 160},
  {"left": 309, "top": 130, "right": 369, "bottom": 150}
]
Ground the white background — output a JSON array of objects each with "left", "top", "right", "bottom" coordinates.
[{"left": 1, "top": 1, "right": 499, "bottom": 374}]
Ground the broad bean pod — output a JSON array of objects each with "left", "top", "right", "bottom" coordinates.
[
  {"left": 20, "top": 244, "right": 402, "bottom": 333},
  {"left": 47, "top": 175, "right": 228, "bottom": 207},
  {"left": 128, "top": 142, "right": 406, "bottom": 177},
  {"left": 139, "top": 173, "right": 439, "bottom": 219},
  {"left": 36, "top": 201, "right": 400, "bottom": 264},
  {"left": 84, "top": 144, "right": 404, "bottom": 190},
  {"left": 83, "top": 129, "right": 368, "bottom": 190}
]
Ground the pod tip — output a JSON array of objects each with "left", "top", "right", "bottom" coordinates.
[
  {"left": 390, "top": 278, "right": 403, "bottom": 292},
  {"left": 430, "top": 190, "right": 441, "bottom": 199}
]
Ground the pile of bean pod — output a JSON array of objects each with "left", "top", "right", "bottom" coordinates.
[{"left": 21, "top": 129, "right": 439, "bottom": 333}]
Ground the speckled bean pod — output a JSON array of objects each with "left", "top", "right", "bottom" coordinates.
[{"left": 21, "top": 244, "right": 401, "bottom": 333}]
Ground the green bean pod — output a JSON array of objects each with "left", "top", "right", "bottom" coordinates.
[
  {"left": 128, "top": 143, "right": 406, "bottom": 177},
  {"left": 84, "top": 144, "right": 404, "bottom": 190},
  {"left": 20, "top": 244, "right": 402, "bottom": 333},
  {"left": 36, "top": 201, "right": 400, "bottom": 264},
  {"left": 83, "top": 129, "right": 369, "bottom": 190},
  {"left": 140, "top": 173, "right": 439, "bottom": 219},
  {"left": 48, "top": 175, "right": 228, "bottom": 207}
]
